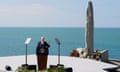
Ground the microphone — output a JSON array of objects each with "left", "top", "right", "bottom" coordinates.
[{"left": 55, "top": 38, "right": 60, "bottom": 45}]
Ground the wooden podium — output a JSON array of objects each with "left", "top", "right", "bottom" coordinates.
[{"left": 37, "top": 55, "right": 48, "bottom": 70}]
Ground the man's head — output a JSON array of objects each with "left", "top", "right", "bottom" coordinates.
[{"left": 40, "top": 36, "right": 45, "bottom": 42}]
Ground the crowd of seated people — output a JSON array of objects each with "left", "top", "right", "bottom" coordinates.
[
  {"left": 90, "top": 50, "right": 101, "bottom": 61},
  {"left": 70, "top": 49, "right": 80, "bottom": 57},
  {"left": 70, "top": 49, "right": 101, "bottom": 61}
]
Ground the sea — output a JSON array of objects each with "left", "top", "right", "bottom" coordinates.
[{"left": 0, "top": 27, "right": 120, "bottom": 59}]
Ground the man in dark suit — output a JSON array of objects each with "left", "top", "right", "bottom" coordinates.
[{"left": 36, "top": 36, "right": 50, "bottom": 71}]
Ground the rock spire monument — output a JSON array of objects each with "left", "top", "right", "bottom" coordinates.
[{"left": 85, "top": 1, "right": 94, "bottom": 56}]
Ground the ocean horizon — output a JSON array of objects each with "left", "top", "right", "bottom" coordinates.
[{"left": 0, "top": 27, "right": 120, "bottom": 59}]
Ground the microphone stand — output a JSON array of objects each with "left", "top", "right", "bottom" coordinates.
[{"left": 25, "top": 44, "right": 28, "bottom": 65}]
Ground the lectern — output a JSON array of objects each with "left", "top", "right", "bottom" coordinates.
[{"left": 55, "top": 38, "right": 61, "bottom": 65}]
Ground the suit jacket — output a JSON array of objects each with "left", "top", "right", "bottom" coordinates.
[{"left": 36, "top": 41, "right": 50, "bottom": 55}]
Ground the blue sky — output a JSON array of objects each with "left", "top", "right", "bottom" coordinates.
[{"left": 0, "top": 0, "right": 120, "bottom": 28}]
